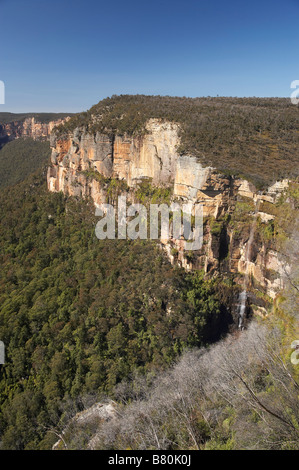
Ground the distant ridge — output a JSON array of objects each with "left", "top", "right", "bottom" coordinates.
[
  {"left": 54, "top": 94, "right": 299, "bottom": 187},
  {"left": 0, "top": 112, "right": 72, "bottom": 124}
]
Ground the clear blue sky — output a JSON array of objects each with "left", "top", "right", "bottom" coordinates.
[{"left": 0, "top": 0, "right": 299, "bottom": 112}]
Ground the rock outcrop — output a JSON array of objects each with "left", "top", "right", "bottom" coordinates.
[
  {"left": 47, "top": 119, "right": 290, "bottom": 305},
  {"left": 52, "top": 400, "right": 116, "bottom": 450},
  {"left": 0, "top": 116, "right": 69, "bottom": 146},
  {"left": 48, "top": 119, "right": 180, "bottom": 187}
]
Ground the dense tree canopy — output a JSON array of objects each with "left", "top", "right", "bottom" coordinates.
[
  {"left": 0, "top": 112, "right": 71, "bottom": 124},
  {"left": 0, "top": 169, "right": 232, "bottom": 449},
  {"left": 0, "top": 138, "right": 51, "bottom": 189},
  {"left": 0, "top": 96, "right": 298, "bottom": 450},
  {"left": 55, "top": 94, "right": 299, "bottom": 187}
]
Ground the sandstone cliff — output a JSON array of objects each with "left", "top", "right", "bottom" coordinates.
[
  {"left": 0, "top": 116, "right": 69, "bottom": 146},
  {"left": 47, "top": 119, "right": 291, "bottom": 313}
]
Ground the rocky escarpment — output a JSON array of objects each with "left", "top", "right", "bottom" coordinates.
[
  {"left": 47, "top": 119, "right": 291, "bottom": 309},
  {"left": 52, "top": 401, "right": 116, "bottom": 450},
  {"left": 0, "top": 116, "right": 69, "bottom": 147},
  {"left": 48, "top": 120, "right": 180, "bottom": 191}
]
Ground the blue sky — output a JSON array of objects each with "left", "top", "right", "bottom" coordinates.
[{"left": 0, "top": 0, "right": 299, "bottom": 112}]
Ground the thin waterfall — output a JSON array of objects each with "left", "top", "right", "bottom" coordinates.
[{"left": 238, "top": 196, "right": 261, "bottom": 329}]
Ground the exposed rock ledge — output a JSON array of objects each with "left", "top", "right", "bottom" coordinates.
[
  {"left": 52, "top": 400, "right": 116, "bottom": 450},
  {"left": 47, "top": 119, "right": 290, "bottom": 301},
  {"left": 0, "top": 116, "right": 69, "bottom": 146}
]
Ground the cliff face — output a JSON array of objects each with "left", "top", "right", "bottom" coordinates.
[
  {"left": 47, "top": 119, "right": 290, "bottom": 304},
  {"left": 48, "top": 120, "right": 179, "bottom": 188},
  {"left": 0, "top": 116, "right": 69, "bottom": 146}
]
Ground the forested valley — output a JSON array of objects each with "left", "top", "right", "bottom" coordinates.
[
  {"left": 0, "top": 155, "right": 233, "bottom": 449},
  {"left": 0, "top": 125, "right": 298, "bottom": 450}
]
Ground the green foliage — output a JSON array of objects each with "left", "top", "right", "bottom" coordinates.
[
  {"left": 0, "top": 112, "right": 71, "bottom": 124},
  {"left": 228, "top": 197, "right": 255, "bottom": 238},
  {"left": 271, "top": 181, "right": 299, "bottom": 245},
  {"left": 209, "top": 218, "right": 223, "bottom": 236},
  {"left": 255, "top": 180, "right": 299, "bottom": 248},
  {"left": 106, "top": 177, "right": 129, "bottom": 203},
  {"left": 0, "top": 138, "right": 51, "bottom": 189},
  {"left": 0, "top": 170, "right": 230, "bottom": 449},
  {"left": 184, "top": 271, "right": 229, "bottom": 344},
  {"left": 80, "top": 169, "right": 109, "bottom": 184},
  {"left": 81, "top": 170, "right": 129, "bottom": 203},
  {"left": 54, "top": 94, "right": 299, "bottom": 187},
  {"left": 84, "top": 320, "right": 299, "bottom": 451},
  {"left": 134, "top": 179, "right": 173, "bottom": 205},
  {"left": 257, "top": 219, "right": 275, "bottom": 243}
]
